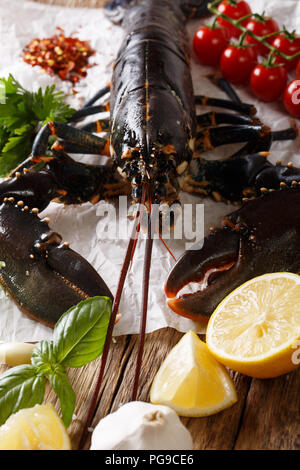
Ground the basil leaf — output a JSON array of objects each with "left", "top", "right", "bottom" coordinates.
[
  {"left": 53, "top": 296, "right": 112, "bottom": 368},
  {"left": 0, "top": 365, "right": 45, "bottom": 425},
  {"left": 48, "top": 369, "right": 76, "bottom": 428},
  {"left": 32, "top": 342, "right": 75, "bottom": 427},
  {"left": 31, "top": 340, "right": 56, "bottom": 373}
]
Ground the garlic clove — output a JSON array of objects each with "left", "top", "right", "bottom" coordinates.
[
  {"left": 0, "top": 342, "right": 35, "bottom": 366},
  {"left": 90, "top": 401, "right": 193, "bottom": 450}
]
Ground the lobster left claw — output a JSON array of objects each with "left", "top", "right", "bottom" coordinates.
[{"left": 165, "top": 187, "right": 300, "bottom": 322}]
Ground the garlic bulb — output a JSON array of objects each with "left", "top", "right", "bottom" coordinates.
[{"left": 90, "top": 401, "right": 193, "bottom": 450}]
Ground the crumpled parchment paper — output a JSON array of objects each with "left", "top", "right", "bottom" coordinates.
[{"left": 0, "top": 0, "right": 299, "bottom": 341}]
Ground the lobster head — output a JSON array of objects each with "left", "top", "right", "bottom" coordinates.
[{"left": 109, "top": 0, "right": 197, "bottom": 204}]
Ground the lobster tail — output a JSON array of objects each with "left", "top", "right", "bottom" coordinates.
[
  {"left": 103, "top": 0, "right": 136, "bottom": 24},
  {"left": 179, "top": 0, "right": 211, "bottom": 18},
  {"left": 104, "top": 0, "right": 211, "bottom": 24}
]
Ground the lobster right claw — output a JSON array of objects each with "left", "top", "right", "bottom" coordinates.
[
  {"left": 165, "top": 187, "right": 300, "bottom": 322},
  {"left": 0, "top": 198, "right": 113, "bottom": 328}
]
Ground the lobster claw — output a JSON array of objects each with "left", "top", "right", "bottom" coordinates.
[
  {"left": 165, "top": 187, "right": 300, "bottom": 322},
  {"left": 165, "top": 228, "right": 239, "bottom": 321},
  {"left": 0, "top": 198, "right": 113, "bottom": 327}
]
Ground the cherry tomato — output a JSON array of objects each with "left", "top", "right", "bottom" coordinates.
[
  {"left": 245, "top": 16, "right": 280, "bottom": 56},
  {"left": 283, "top": 79, "right": 300, "bottom": 117},
  {"left": 220, "top": 45, "right": 257, "bottom": 84},
  {"left": 272, "top": 33, "right": 300, "bottom": 71},
  {"left": 193, "top": 26, "right": 229, "bottom": 66},
  {"left": 297, "top": 58, "right": 300, "bottom": 77},
  {"left": 217, "top": 0, "right": 252, "bottom": 39},
  {"left": 250, "top": 64, "right": 287, "bottom": 102}
]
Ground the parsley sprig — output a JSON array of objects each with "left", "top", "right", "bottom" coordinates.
[{"left": 0, "top": 74, "right": 75, "bottom": 176}]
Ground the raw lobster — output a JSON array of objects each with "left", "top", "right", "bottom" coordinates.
[
  {"left": 1, "top": 0, "right": 297, "bottom": 327},
  {"left": 0, "top": 0, "right": 299, "bottom": 440}
]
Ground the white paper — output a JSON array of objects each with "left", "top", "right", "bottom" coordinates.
[{"left": 0, "top": 0, "right": 299, "bottom": 341}]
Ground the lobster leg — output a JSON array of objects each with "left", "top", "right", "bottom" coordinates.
[
  {"left": 272, "top": 124, "right": 298, "bottom": 141},
  {"left": 53, "top": 139, "right": 110, "bottom": 156},
  {"left": 227, "top": 131, "right": 273, "bottom": 160},
  {"left": 7, "top": 150, "right": 116, "bottom": 204},
  {"left": 32, "top": 122, "right": 109, "bottom": 158},
  {"left": 195, "top": 123, "right": 266, "bottom": 153},
  {"left": 68, "top": 103, "right": 110, "bottom": 122},
  {"left": 204, "top": 74, "right": 298, "bottom": 141},
  {"left": 195, "top": 95, "right": 256, "bottom": 116},
  {"left": 33, "top": 148, "right": 122, "bottom": 204},
  {"left": 196, "top": 112, "right": 255, "bottom": 127},
  {"left": 81, "top": 84, "right": 110, "bottom": 109},
  {"left": 185, "top": 124, "right": 297, "bottom": 202},
  {"left": 182, "top": 152, "right": 272, "bottom": 201},
  {"left": 206, "top": 73, "right": 242, "bottom": 103},
  {"left": 80, "top": 119, "right": 110, "bottom": 133}
]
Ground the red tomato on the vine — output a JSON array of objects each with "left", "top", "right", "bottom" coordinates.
[
  {"left": 217, "top": 0, "right": 252, "bottom": 39},
  {"left": 220, "top": 45, "right": 257, "bottom": 84},
  {"left": 193, "top": 26, "right": 229, "bottom": 66},
  {"left": 283, "top": 79, "right": 300, "bottom": 117},
  {"left": 250, "top": 64, "right": 287, "bottom": 102},
  {"left": 245, "top": 16, "right": 280, "bottom": 56},
  {"left": 272, "top": 33, "right": 300, "bottom": 71}
]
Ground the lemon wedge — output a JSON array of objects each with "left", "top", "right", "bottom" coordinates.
[
  {"left": 150, "top": 330, "right": 237, "bottom": 417},
  {"left": 206, "top": 272, "right": 300, "bottom": 378},
  {"left": 0, "top": 404, "right": 71, "bottom": 450}
]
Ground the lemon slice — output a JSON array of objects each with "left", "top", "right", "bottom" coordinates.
[
  {"left": 150, "top": 330, "right": 237, "bottom": 417},
  {"left": 206, "top": 272, "right": 300, "bottom": 378},
  {"left": 0, "top": 404, "right": 71, "bottom": 450}
]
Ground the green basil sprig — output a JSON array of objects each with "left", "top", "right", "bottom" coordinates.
[{"left": 0, "top": 296, "right": 112, "bottom": 428}]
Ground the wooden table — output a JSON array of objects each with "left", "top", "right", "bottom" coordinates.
[
  {"left": 53, "top": 330, "right": 300, "bottom": 450},
  {"left": 1, "top": 0, "right": 299, "bottom": 451},
  {"left": 1, "top": 326, "right": 299, "bottom": 450}
]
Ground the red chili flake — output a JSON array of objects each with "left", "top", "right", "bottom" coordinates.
[{"left": 22, "top": 28, "right": 95, "bottom": 84}]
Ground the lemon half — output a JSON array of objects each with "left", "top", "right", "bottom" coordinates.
[
  {"left": 0, "top": 404, "right": 71, "bottom": 450},
  {"left": 150, "top": 330, "right": 237, "bottom": 417},
  {"left": 206, "top": 272, "right": 300, "bottom": 378}
]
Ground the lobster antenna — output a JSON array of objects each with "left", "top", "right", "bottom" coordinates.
[
  {"left": 78, "top": 183, "right": 147, "bottom": 449},
  {"left": 129, "top": 197, "right": 147, "bottom": 266},
  {"left": 155, "top": 224, "right": 177, "bottom": 262},
  {"left": 131, "top": 183, "right": 153, "bottom": 401}
]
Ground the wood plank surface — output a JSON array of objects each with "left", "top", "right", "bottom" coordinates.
[
  {"left": 0, "top": 0, "right": 299, "bottom": 451},
  {"left": 0, "top": 328, "right": 299, "bottom": 450}
]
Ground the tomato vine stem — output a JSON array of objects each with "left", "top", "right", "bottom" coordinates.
[{"left": 208, "top": 0, "right": 300, "bottom": 62}]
